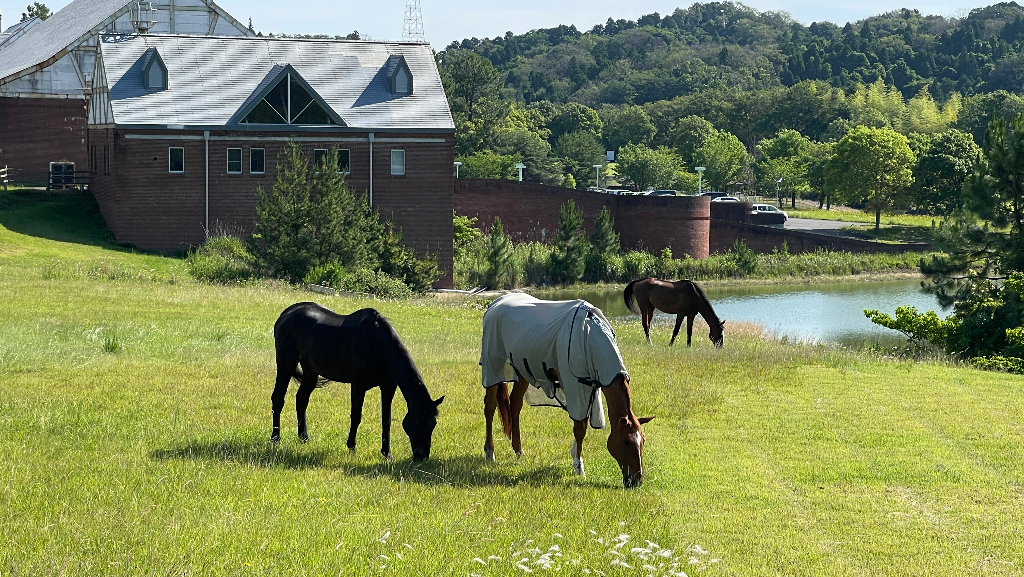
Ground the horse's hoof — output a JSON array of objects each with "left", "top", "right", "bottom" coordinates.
[
  {"left": 299, "top": 433, "right": 310, "bottom": 443},
  {"left": 570, "top": 442, "right": 585, "bottom": 476},
  {"left": 347, "top": 445, "right": 356, "bottom": 453},
  {"left": 484, "top": 448, "right": 495, "bottom": 462},
  {"left": 382, "top": 452, "right": 393, "bottom": 461}
]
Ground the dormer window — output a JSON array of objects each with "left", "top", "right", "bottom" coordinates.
[
  {"left": 386, "top": 55, "right": 413, "bottom": 96},
  {"left": 233, "top": 64, "right": 343, "bottom": 126},
  {"left": 141, "top": 47, "right": 167, "bottom": 91}
]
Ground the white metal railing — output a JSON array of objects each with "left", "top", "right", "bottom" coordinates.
[{"left": 0, "top": 165, "right": 7, "bottom": 191}]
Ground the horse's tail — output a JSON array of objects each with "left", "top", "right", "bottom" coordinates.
[
  {"left": 496, "top": 382, "right": 512, "bottom": 439},
  {"left": 623, "top": 279, "right": 644, "bottom": 316}
]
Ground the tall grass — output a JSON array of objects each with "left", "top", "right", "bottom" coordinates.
[{"left": 454, "top": 236, "right": 926, "bottom": 289}]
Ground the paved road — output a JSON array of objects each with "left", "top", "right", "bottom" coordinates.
[{"left": 784, "top": 217, "right": 867, "bottom": 237}]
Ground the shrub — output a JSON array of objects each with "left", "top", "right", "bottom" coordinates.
[
  {"left": 341, "top": 269, "right": 413, "bottom": 299},
  {"left": 304, "top": 261, "right": 348, "bottom": 289},
  {"left": 186, "top": 235, "right": 254, "bottom": 283},
  {"left": 550, "top": 200, "right": 589, "bottom": 284}
]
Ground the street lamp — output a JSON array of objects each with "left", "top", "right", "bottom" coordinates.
[
  {"left": 454, "top": 161, "right": 462, "bottom": 178},
  {"left": 593, "top": 164, "right": 603, "bottom": 189},
  {"left": 695, "top": 166, "right": 706, "bottom": 195},
  {"left": 775, "top": 177, "right": 783, "bottom": 208},
  {"left": 515, "top": 162, "right": 526, "bottom": 182}
]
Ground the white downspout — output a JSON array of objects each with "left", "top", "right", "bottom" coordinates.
[
  {"left": 368, "top": 132, "right": 374, "bottom": 207},
  {"left": 204, "top": 130, "right": 210, "bottom": 239}
]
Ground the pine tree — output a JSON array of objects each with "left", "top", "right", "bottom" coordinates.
[
  {"left": 584, "top": 206, "right": 619, "bottom": 282},
  {"left": 550, "top": 200, "right": 589, "bottom": 284},
  {"left": 484, "top": 217, "right": 513, "bottom": 289}
]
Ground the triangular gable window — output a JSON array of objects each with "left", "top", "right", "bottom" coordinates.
[
  {"left": 385, "top": 55, "right": 413, "bottom": 96},
  {"left": 236, "top": 66, "right": 342, "bottom": 126},
  {"left": 141, "top": 47, "right": 168, "bottom": 91}
]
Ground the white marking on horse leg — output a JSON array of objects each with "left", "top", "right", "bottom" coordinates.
[
  {"left": 570, "top": 441, "right": 585, "bottom": 476},
  {"left": 484, "top": 447, "right": 495, "bottom": 462}
]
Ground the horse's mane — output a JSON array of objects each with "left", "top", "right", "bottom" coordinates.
[
  {"left": 686, "top": 280, "right": 721, "bottom": 325},
  {"left": 370, "top": 310, "right": 439, "bottom": 417}
]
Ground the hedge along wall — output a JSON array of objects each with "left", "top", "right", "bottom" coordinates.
[{"left": 454, "top": 178, "right": 711, "bottom": 258}]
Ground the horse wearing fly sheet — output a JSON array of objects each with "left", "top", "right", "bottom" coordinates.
[{"left": 480, "top": 293, "right": 653, "bottom": 488}]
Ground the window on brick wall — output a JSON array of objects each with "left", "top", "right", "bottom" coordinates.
[
  {"left": 391, "top": 149, "right": 405, "bottom": 176},
  {"left": 313, "top": 148, "right": 350, "bottom": 174},
  {"left": 169, "top": 147, "right": 184, "bottom": 173},
  {"left": 90, "top": 146, "right": 97, "bottom": 173},
  {"left": 313, "top": 148, "right": 327, "bottom": 170},
  {"left": 227, "top": 148, "right": 242, "bottom": 174},
  {"left": 250, "top": 148, "right": 265, "bottom": 174}
]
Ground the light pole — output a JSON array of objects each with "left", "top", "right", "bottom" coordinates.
[
  {"left": 775, "top": 177, "right": 783, "bottom": 208},
  {"left": 593, "top": 164, "right": 603, "bottom": 189},
  {"left": 515, "top": 162, "right": 526, "bottom": 182},
  {"left": 454, "top": 161, "right": 462, "bottom": 178},
  {"left": 695, "top": 166, "right": 706, "bottom": 195}
]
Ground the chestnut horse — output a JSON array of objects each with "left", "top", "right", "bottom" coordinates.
[
  {"left": 271, "top": 302, "right": 444, "bottom": 461},
  {"left": 480, "top": 294, "right": 652, "bottom": 488},
  {"left": 624, "top": 278, "right": 725, "bottom": 347}
]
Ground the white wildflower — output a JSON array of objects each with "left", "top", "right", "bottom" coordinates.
[
  {"left": 553, "top": 533, "right": 564, "bottom": 539},
  {"left": 687, "top": 545, "right": 707, "bottom": 555},
  {"left": 548, "top": 545, "right": 560, "bottom": 552},
  {"left": 379, "top": 531, "right": 391, "bottom": 543},
  {"left": 488, "top": 555, "right": 501, "bottom": 562},
  {"left": 403, "top": 543, "right": 414, "bottom": 550},
  {"left": 516, "top": 563, "right": 533, "bottom": 573},
  {"left": 376, "top": 554, "right": 389, "bottom": 561},
  {"left": 472, "top": 558, "right": 487, "bottom": 565},
  {"left": 645, "top": 540, "right": 661, "bottom": 550}
]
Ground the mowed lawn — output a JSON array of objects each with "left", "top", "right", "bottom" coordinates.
[{"left": 1, "top": 192, "right": 1024, "bottom": 575}]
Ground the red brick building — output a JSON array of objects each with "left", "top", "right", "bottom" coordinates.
[{"left": 0, "top": 0, "right": 254, "bottom": 182}]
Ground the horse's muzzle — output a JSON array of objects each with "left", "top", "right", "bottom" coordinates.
[{"left": 623, "top": 473, "right": 643, "bottom": 489}]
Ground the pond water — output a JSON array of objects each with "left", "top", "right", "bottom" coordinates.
[{"left": 533, "top": 279, "right": 945, "bottom": 346}]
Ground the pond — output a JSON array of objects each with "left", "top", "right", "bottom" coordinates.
[{"left": 533, "top": 279, "right": 945, "bottom": 346}]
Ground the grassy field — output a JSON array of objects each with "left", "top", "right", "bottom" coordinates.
[
  {"left": 3, "top": 190, "right": 1024, "bottom": 575},
  {"left": 788, "top": 208, "right": 941, "bottom": 229}
]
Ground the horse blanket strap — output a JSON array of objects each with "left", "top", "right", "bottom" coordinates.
[{"left": 480, "top": 293, "right": 629, "bottom": 429}]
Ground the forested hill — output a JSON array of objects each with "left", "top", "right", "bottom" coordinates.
[{"left": 444, "top": 1, "right": 1024, "bottom": 106}]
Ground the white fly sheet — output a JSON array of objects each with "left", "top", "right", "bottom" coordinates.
[{"left": 480, "top": 293, "right": 629, "bottom": 429}]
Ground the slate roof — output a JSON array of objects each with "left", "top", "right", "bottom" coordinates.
[
  {"left": 0, "top": 17, "right": 41, "bottom": 52},
  {"left": 0, "top": 0, "right": 134, "bottom": 81},
  {"left": 100, "top": 35, "right": 454, "bottom": 131}
]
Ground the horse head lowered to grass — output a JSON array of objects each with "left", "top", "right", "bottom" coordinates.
[
  {"left": 624, "top": 278, "right": 725, "bottom": 347},
  {"left": 271, "top": 302, "right": 443, "bottom": 461},
  {"left": 480, "top": 293, "right": 653, "bottom": 488}
]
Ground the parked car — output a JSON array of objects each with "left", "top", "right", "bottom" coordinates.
[
  {"left": 649, "top": 189, "right": 677, "bottom": 196},
  {"left": 751, "top": 203, "right": 788, "bottom": 220},
  {"left": 710, "top": 196, "right": 741, "bottom": 203}
]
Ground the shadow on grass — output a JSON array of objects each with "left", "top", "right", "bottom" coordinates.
[
  {"left": 151, "top": 436, "right": 615, "bottom": 488},
  {"left": 0, "top": 189, "right": 120, "bottom": 248}
]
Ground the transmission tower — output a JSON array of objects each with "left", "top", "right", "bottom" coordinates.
[{"left": 402, "top": 0, "right": 425, "bottom": 42}]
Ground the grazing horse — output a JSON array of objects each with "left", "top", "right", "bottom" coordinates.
[
  {"left": 624, "top": 278, "right": 725, "bottom": 347},
  {"left": 271, "top": 302, "right": 444, "bottom": 461},
  {"left": 480, "top": 293, "right": 653, "bottom": 488}
]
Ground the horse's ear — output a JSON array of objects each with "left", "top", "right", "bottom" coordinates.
[
  {"left": 434, "top": 396, "right": 445, "bottom": 407},
  {"left": 638, "top": 416, "right": 655, "bottom": 425}
]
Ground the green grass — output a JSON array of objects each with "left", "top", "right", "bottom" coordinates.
[
  {"left": 3, "top": 190, "right": 1024, "bottom": 575},
  {"left": 788, "top": 208, "right": 942, "bottom": 228}
]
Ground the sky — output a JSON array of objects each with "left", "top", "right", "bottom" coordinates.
[{"left": 0, "top": 0, "right": 999, "bottom": 48}]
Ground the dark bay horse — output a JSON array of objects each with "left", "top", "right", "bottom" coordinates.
[
  {"left": 271, "top": 302, "right": 444, "bottom": 461},
  {"left": 624, "top": 278, "right": 725, "bottom": 347},
  {"left": 480, "top": 294, "right": 653, "bottom": 488}
]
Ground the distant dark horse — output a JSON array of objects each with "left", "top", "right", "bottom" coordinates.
[
  {"left": 271, "top": 302, "right": 444, "bottom": 461},
  {"left": 624, "top": 278, "right": 725, "bottom": 347}
]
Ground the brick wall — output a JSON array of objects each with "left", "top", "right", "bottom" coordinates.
[
  {"left": 89, "top": 129, "right": 455, "bottom": 288},
  {"left": 454, "top": 179, "right": 710, "bottom": 258},
  {"left": 710, "top": 219, "right": 932, "bottom": 254},
  {"left": 0, "top": 97, "right": 88, "bottom": 183}
]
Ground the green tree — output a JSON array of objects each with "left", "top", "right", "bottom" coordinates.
[
  {"left": 601, "top": 105, "right": 656, "bottom": 151},
  {"left": 669, "top": 115, "right": 716, "bottom": 166},
  {"left": 911, "top": 129, "right": 981, "bottom": 214},
  {"left": 966, "top": 115, "right": 1024, "bottom": 264},
  {"left": 555, "top": 130, "right": 605, "bottom": 188},
  {"left": 806, "top": 141, "right": 836, "bottom": 209},
  {"left": 456, "top": 150, "right": 519, "bottom": 179},
  {"left": 484, "top": 217, "right": 513, "bottom": 289},
  {"left": 584, "top": 206, "right": 620, "bottom": 282},
  {"left": 550, "top": 200, "right": 589, "bottom": 284},
  {"left": 616, "top": 143, "right": 682, "bottom": 190},
  {"left": 453, "top": 212, "right": 482, "bottom": 259},
  {"left": 21, "top": 1, "right": 49, "bottom": 21},
  {"left": 248, "top": 144, "right": 438, "bottom": 289},
  {"left": 693, "top": 130, "right": 748, "bottom": 191},
  {"left": 440, "top": 50, "right": 500, "bottom": 123},
  {"left": 756, "top": 129, "right": 813, "bottom": 207},
  {"left": 827, "top": 126, "right": 915, "bottom": 229},
  {"left": 548, "top": 103, "right": 603, "bottom": 142},
  {"left": 492, "top": 128, "right": 564, "bottom": 185}
]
